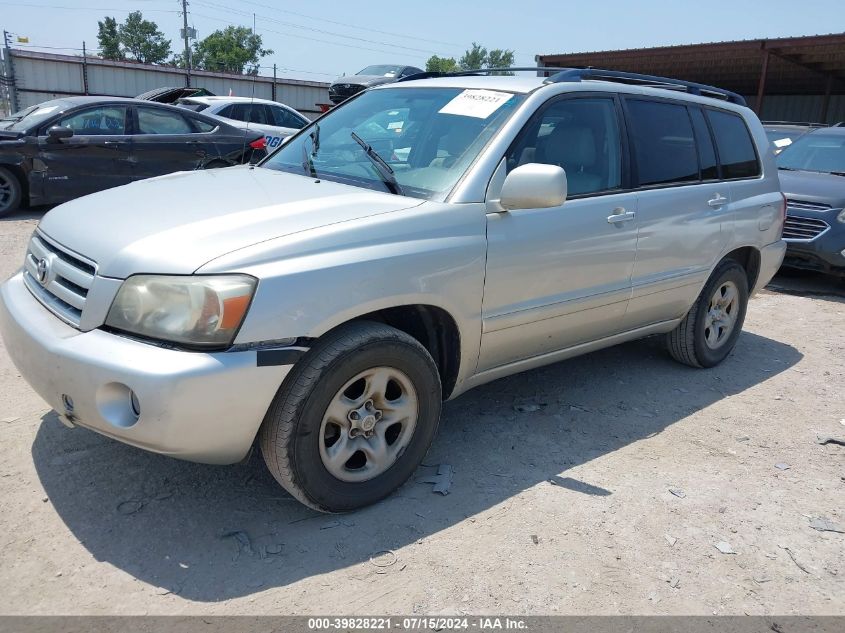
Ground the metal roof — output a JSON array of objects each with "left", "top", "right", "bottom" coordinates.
[{"left": 537, "top": 33, "right": 845, "bottom": 96}]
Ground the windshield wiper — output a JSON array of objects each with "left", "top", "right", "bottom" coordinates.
[
  {"left": 350, "top": 131, "right": 404, "bottom": 196},
  {"left": 830, "top": 171, "right": 845, "bottom": 177},
  {"left": 301, "top": 123, "right": 320, "bottom": 179}
]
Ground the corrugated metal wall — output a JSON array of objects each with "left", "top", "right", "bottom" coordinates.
[
  {"left": 757, "top": 94, "right": 845, "bottom": 125},
  {"left": 7, "top": 49, "right": 330, "bottom": 118}
]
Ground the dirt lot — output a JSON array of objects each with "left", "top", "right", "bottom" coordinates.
[{"left": 0, "top": 210, "right": 843, "bottom": 616}]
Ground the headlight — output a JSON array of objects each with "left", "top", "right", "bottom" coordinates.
[
  {"left": 105, "top": 275, "right": 256, "bottom": 348},
  {"left": 838, "top": 209, "right": 845, "bottom": 224}
]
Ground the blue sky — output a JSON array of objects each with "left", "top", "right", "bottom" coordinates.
[{"left": 1, "top": 0, "right": 844, "bottom": 81}]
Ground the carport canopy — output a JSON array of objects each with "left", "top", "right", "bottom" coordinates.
[{"left": 537, "top": 33, "right": 845, "bottom": 121}]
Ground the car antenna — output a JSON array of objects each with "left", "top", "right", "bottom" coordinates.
[{"left": 240, "top": 11, "right": 260, "bottom": 167}]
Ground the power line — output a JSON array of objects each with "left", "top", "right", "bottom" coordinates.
[
  {"left": 192, "top": 0, "right": 452, "bottom": 56},
  {"left": 234, "top": 0, "right": 461, "bottom": 48},
  {"left": 190, "top": 11, "right": 430, "bottom": 61},
  {"left": 0, "top": 1, "right": 178, "bottom": 12}
]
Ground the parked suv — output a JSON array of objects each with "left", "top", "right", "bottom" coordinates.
[
  {"left": 0, "top": 69, "right": 785, "bottom": 512},
  {"left": 776, "top": 126, "right": 845, "bottom": 277}
]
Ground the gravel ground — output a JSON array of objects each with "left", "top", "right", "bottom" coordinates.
[{"left": 0, "top": 209, "right": 843, "bottom": 615}]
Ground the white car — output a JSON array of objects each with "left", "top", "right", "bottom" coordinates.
[{"left": 176, "top": 96, "right": 309, "bottom": 152}]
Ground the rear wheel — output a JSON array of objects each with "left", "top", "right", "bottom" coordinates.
[
  {"left": 667, "top": 260, "right": 749, "bottom": 368},
  {"left": 259, "top": 321, "right": 442, "bottom": 512},
  {"left": 0, "top": 167, "right": 22, "bottom": 218}
]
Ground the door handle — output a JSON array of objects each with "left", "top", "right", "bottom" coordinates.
[
  {"left": 607, "top": 207, "right": 636, "bottom": 223},
  {"left": 708, "top": 194, "right": 728, "bottom": 208}
]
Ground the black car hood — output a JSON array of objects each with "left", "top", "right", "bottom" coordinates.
[
  {"left": 779, "top": 170, "right": 845, "bottom": 209},
  {"left": 331, "top": 74, "right": 397, "bottom": 88}
]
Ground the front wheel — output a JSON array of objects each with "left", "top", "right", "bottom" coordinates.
[
  {"left": 666, "top": 259, "right": 749, "bottom": 368},
  {"left": 0, "top": 167, "right": 23, "bottom": 218},
  {"left": 259, "top": 321, "right": 442, "bottom": 512}
]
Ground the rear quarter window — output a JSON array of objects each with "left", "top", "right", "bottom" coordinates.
[{"left": 707, "top": 110, "right": 760, "bottom": 179}]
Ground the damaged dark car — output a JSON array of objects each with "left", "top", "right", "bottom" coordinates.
[
  {"left": 0, "top": 96, "right": 265, "bottom": 217},
  {"left": 328, "top": 64, "right": 424, "bottom": 104}
]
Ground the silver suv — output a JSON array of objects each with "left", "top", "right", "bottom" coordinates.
[{"left": 0, "top": 69, "right": 786, "bottom": 512}]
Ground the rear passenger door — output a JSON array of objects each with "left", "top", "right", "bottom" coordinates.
[
  {"left": 705, "top": 108, "right": 766, "bottom": 246},
  {"left": 129, "top": 105, "right": 209, "bottom": 179},
  {"left": 621, "top": 98, "right": 732, "bottom": 329},
  {"left": 480, "top": 95, "right": 639, "bottom": 372}
]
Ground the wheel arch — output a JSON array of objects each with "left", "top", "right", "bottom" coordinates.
[
  {"left": 722, "top": 245, "right": 762, "bottom": 292},
  {"left": 0, "top": 163, "right": 28, "bottom": 207},
  {"left": 318, "top": 303, "right": 462, "bottom": 400}
]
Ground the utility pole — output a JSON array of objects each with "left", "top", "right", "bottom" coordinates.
[
  {"left": 181, "top": 0, "right": 191, "bottom": 88},
  {"left": 2, "top": 30, "right": 17, "bottom": 113},
  {"left": 81, "top": 41, "right": 89, "bottom": 95}
]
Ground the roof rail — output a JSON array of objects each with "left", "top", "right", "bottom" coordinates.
[
  {"left": 762, "top": 120, "right": 829, "bottom": 127},
  {"left": 544, "top": 68, "right": 747, "bottom": 105},
  {"left": 398, "top": 67, "right": 747, "bottom": 106}
]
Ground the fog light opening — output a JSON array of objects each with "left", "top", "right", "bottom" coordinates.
[{"left": 130, "top": 390, "right": 141, "bottom": 418}]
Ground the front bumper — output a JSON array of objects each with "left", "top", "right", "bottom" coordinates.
[
  {"left": 0, "top": 272, "right": 290, "bottom": 464},
  {"left": 783, "top": 226, "right": 845, "bottom": 276}
]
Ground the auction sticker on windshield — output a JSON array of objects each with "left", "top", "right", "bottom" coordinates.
[{"left": 438, "top": 89, "right": 513, "bottom": 118}]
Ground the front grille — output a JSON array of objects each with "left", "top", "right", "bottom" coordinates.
[
  {"left": 328, "top": 83, "right": 365, "bottom": 103},
  {"left": 782, "top": 215, "right": 830, "bottom": 241},
  {"left": 22, "top": 232, "right": 96, "bottom": 327},
  {"left": 786, "top": 199, "right": 832, "bottom": 212}
]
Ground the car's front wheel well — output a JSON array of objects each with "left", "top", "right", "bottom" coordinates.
[
  {"left": 724, "top": 246, "right": 761, "bottom": 292},
  {"left": 355, "top": 305, "right": 461, "bottom": 400},
  {"left": 0, "top": 164, "right": 28, "bottom": 206}
]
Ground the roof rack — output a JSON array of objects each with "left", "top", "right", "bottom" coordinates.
[
  {"left": 398, "top": 67, "right": 747, "bottom": 106},
  {"left": 761, "top": 120, "right": 828, "bottom": 127}
]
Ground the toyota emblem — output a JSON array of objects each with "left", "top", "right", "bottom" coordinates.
[{"left": 36, "top": 258, "right": 49, "bottom": 285}]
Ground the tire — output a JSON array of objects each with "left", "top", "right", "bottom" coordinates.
[
  {"left": 259, "top": 321, "right": 442, "bottom": 512},
  {"left": 666, "top": 259, "right": 749, "bottom": 368},
  {"left": 0, "top": 167, "right": 23, "bottom": 218}
]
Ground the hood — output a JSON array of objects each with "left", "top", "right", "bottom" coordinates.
[
  {"left": 37, "top": 166, "right": 424, "bottom": 278},
  {"left": 332, "top": 75, "right": 397, "bottom": 88},
  {"left": 779, "top": 169, "right": 845, "bottom": 210}
]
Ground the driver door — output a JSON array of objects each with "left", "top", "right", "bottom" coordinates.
[
  {"left": 36, "top": 104, "right": 133, "bottom": 203},
  {"left": 479, "top": 95, "right": 638, "bottom": 372}
]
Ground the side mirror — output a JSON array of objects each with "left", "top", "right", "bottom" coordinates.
[
  {"left": 46, "top": 126, "right": 74, "bottom": 141},
  {"left": 499, "top": 163, "right": 567, "bottom": 211}
]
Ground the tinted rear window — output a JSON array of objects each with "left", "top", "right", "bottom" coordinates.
[
  {"left": 707, "top": 110, "right": 760, "bottom": 179},
  {"left": 626, "top": 99, "right": 698, "bottom": 187}
]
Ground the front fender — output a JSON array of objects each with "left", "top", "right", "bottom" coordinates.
[{"left": 200, "top": 201, "right": 489, "bottom": 391}]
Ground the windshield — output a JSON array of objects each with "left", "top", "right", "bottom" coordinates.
[
  {"left": 765, "top": 129, "right": 804, "bottom": 150},
  {"left": 0, "top": 100, "right": 69, "bottom": 132},
  {"left": 777, "top": 131, "right": 845, "bottom": 174},
  {"left": 357, "top": 65, "right": 404, "bottom": 77},
  {"left": 262, "top": 87, "right": 524, "bottom": 201}
]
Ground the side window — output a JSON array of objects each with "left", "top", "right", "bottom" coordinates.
[
  {"left": 217, "top": 104, "right": 236, "bottom": 119},
  {"left": 229, "top": 104, "right": 269, "bottom": 125},
  {"left": 689, "top": 107, "right": 718, "bottom": 180},
  {"left": 271, "top": 106, "right": 306, "bottom": 129},
  {"left": 136, "top": 108, "right": 194, "bottom": 135},
  {"left": 626, "top": 99, "right": 698, "bottom": 187},
  {"left": 707, "top": 110, "right": 760, "bottom": 179},
  {"left": 190, "top": 117, "right": 216, "bottom": 133},
  {"left": 57, "top": 106, "right": 127, "bottom": 135},
  {"left": 507, "top": 97, "right": 622, "bottom": 196}
]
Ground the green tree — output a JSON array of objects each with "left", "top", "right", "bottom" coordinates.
[
  {"left": 191, "top": 26, "right": 272, "bottom": 74},
  {"left": 118, "top": 11, "right": 171, "bottom": 64},
  {"left": 96, "top": 16, "right": 122, "bottom": 60},
  {"left": 486, "top": 48, "right": 515, "bottom": 71},
  {"left": 425, "top": 55, "right": 459, "bottom": 74},
  {"left": 459, "top": 42, "right": 487, "bottom": 70}
]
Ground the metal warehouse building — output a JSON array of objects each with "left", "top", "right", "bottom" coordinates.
[
  {"left": 1, "top": 49, "right": 329, "bottom": 118},
  {"left": 537, "top": 33, "right": 845, "bottom": 124}
]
